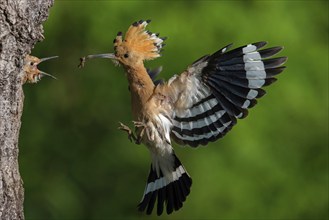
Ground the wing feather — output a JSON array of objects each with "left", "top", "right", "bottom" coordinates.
[{"left": 166, "top": 42, "right": 286, "bottom": 147}]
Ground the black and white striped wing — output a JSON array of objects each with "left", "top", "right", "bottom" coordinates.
[{"left": 171, "top": 42, "right": 287, "bottom": 147}]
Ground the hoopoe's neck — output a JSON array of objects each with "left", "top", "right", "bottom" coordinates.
[{"left": 125, "top": 64, "right": 154, "bottom": 120}]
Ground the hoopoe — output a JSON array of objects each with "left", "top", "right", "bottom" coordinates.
[
  {"left": 23, "top": 55, "right": 58, "bottom": 83},
  {"left": 79, "top": 19, "right": 287, "bottom": 215}
]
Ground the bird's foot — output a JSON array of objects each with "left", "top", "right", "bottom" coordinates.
[
  {"left": 118, "top": 122, "right": 137, "bottom": 143},
  {"left": 132, "top": 120, "right": 147, "bottom": 129},
  {"left": 118, "top": 122, "right": 145, "bottom": 145},
  {"left": 132, "top": 121, "right": 148, "bottom": 144}
]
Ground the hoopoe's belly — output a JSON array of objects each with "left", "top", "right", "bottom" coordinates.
[
  {"left": 140, "top": 113, "right": 177, "bottom": 178},
  {"left": 138, "top": 113, "right": 173, "bottom": 157}
]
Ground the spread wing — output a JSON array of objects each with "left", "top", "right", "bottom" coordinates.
[{"left": 164, "top": 42, "right": 287, "bottom": 147}]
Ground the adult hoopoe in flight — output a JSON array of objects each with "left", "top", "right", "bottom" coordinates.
[
  {"left": 23, "top": 55, "right": 58, "bottom": 83},
  {"left": 79, "top": 19, "right": 287, "bottom": 215}
]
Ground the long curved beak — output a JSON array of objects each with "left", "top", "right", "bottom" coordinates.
[
  {"left": 40, "top": 56, "right": 59, "bottom": 63},
  {"left": 78, "top": 53, "right": 116, "bottom": 68}
]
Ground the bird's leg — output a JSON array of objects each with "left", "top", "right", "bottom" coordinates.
[
  {"left": 118, "top": 122, "right": 138, "bottom": 144},
  {"left": 118, "top": 121, "right": 147, "bottom": 145},
  {"left": 132, "top": 121, "right": 147, "bottom": 145}
]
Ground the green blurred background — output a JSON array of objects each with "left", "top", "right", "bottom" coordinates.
[{"left": 20, "top": 0, "right": 328, "bottom": 219}]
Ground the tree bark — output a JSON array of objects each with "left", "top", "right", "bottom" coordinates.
[{"left": 0, "top": 0, "right": 54, "bottom": 219}]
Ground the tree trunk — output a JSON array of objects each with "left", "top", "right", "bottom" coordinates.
[{"left": 0, "top": 0, "right": 54, "bottom": 219}]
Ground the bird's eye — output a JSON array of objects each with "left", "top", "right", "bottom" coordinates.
[
  {"left": 30, "top": 62, "right": 34, "bottom": 66},
  {"left": 124, "top": 53, "right": 129, "bottom": 58}
]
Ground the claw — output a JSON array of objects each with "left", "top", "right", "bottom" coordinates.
[
  {"left": 118, "top": 121, "right": 148, "bottom": 145},
  {"left": 118, "top": 122, "right": 130, "bottom": 131},
  {"left": 118, "top": 122, "right": 134, "bottom": 142},
  {"left": 132, "top": 120, "right": 148, "bottom": 144},
  {"left": 133, "top": 120, "right": 147, "bottom": 128},
  {"left": 118, "top": 121, "right": 146, "bottom": 144}
]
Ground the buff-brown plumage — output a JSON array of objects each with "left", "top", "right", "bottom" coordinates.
[
  {"left": 78, "top": 19, "right": 287, "bottom": 216},
  {"left": 23, "top": 55, "right": 58, "bottom": 84}
]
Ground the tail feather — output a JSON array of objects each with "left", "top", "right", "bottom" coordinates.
[
  {"left": 157, "top": 187, "right": 166, "bottom": 215},
  {"left": 138, "top": 154, "right": 192, "bottom": 215}
]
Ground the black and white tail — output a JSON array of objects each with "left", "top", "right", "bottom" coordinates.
[{"left": 138, "top": 154, "right": 192, "bottom": 215}]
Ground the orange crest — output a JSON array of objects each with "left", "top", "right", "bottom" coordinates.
[{"left": 113, "top": 20, "right": 166, "bottom": 61}]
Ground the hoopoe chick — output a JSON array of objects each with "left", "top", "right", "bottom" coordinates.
[
  {"left": 23, "top": 55, "right": 58, "bottom": 83},
  {"left": 79, "top": 19, "right": 287, "bottom": 215}
]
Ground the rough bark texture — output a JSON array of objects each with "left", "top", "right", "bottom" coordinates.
[{"left": 0, "top": 0, "right": 54, "bottom": 219}]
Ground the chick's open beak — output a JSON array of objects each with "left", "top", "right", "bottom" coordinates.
[{"left": 38, "top": 56, "right": 59, "bottom": 80}]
